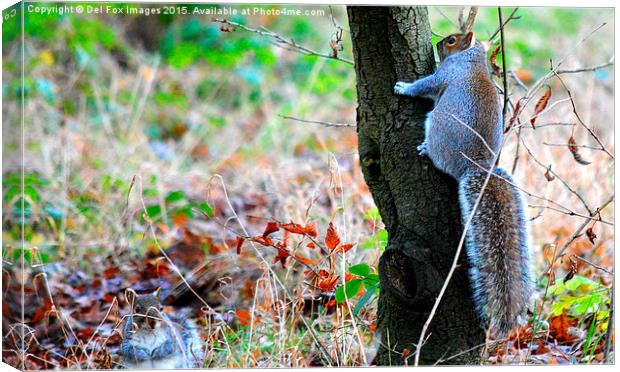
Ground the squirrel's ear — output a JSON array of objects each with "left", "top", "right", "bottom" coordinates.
[
  {"left": 153, "top": 287, "right": 161, "bottom": 299},
  {"left": 464, "top": 32, "right": 476, "bottom": 49}
]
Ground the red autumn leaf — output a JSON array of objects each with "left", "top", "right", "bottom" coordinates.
[
  {"left": 317, "top": 269, "right": 330, "bottom": 279},
  {"left": 262, "top": 221, "right": 279, "bottom": 238},
  {"left": 531, "top": 86, "right": 551, "bottom": 128},
  {"left": 103, "top": 266, "right": 119, "bottom": 279},
  {"left": 171, "top": 213, "right": 188, "bottom": 227},
  {"left": 318, "top": 275, "right": 340, "bottom": 292},
  {"left": 333, "top": 243, "right": 355, "bottom": 254},
  {"left": 325, "top": 222, "right": 341, "bottom": 251},
  {"left": 295, "top": 256, "right": 318, "bottom": 266},
  {"left": 490, "top": 44, "right": 501, "bottom": 77},
  {"left": 307, "top": 242, "right": 316, "bottom": 249},
  {"left": 235, "top": 236, "right": 245, "bottom": 255},
  {"left": 505, "top": 99, "right": 522, "bottom": 133},
  {"left": 280, "top": 222, "right": 306, "bottom": 235},
  {"left": 401, "top": 348, "right": 412, "bottom": 361},
  {"left": 303, "top": 221, "right": 318, "bottom": 238},
  {"left": 32, "top": 300, "right": 53, "bottom": 323},
  {"left": 533, "top": 340, "right": 551, "bottom": 355},
  {"left": 344, "top": 272, "right": 358, "bottom": 282},
  {"left": 543, "top": 165, "right": 556, "bottom": 182},
  {"left": 586, "top": 227, "right": 597, "bottom": 244},
  {"left": 77, "top": 328, "right": 95, "bottom": 340},
  {"left": 280, "top": 221, "right": 318, "bottom": 238},
  {"left": 507, "top": 324, "right": 533, "bottom": 348},
  {"left": 251, "top": 235, "right": 274, "bottom": 247},
  {"left": 235, "top": 309, "right": 252, "bottom": 326},
  {"left": 563, "top": 257, "right": 578, "bottom": 284},
  {"left": 274, "top": 248, "right": 290, "bottom": 268},
  {"left": 549, "top": 314, "right": 575, "bottom": 343}
]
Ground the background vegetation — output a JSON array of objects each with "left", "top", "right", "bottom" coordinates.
[{"left": 2, "top": 2, "right": 614, "bottom": 368}]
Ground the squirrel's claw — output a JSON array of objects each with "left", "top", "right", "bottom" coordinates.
[
  {"left": 417, "top": 142, "right": 429, "bottom": 156},
  {"left": 394, "top": 81, "right": 409, "bottom": 95}
]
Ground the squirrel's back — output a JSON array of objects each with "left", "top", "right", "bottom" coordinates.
[{"left": 425, "top": 41, "right": 502, "bottom": 179}]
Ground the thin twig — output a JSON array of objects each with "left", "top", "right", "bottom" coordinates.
[
  {"left": 451, "top": 114, "right": 496, "bottom": 157},
  {"left": 464, "top": 154, "right": 604, "bottom": 226},
  {"left": 551, "top": 69, "right": 614, "bottom": 159},
  {"left": 279, "top": 114, "right": 355, "bottom": 128},
  {"left": 213, "top": 18, "right": 354, "bottom": 65},
  {"left": 489, "top": 7, "right": 520, "bottom": 41},
  {"left": 572, "top": 255, "right": 614, "bottom": 276},
  {"left": 498, "top": 7, "right": 509, "bottom": 126},
  {"left": 555, "top": 57, "right": 614, "bottom": 75},
  {"left": 518, "top": 23, "right": 607, "bottom": 116},
  {"left": 556, "top": 196, "right": 614, "bottom": 258},
  {"left": 528, "top": 205, "right": 613, "bottom": 226},
  {"left": 414, "top": 140, "right": 505, "bottom": 365},
  {"left": 519, "top": 136, "right": 593, "bottom": 215},
  {"left": 542, "top": 142, "right": 605, "bottom": 151},
  {"left": 436, "top": 8, "right": 460, "bottom": 30}
]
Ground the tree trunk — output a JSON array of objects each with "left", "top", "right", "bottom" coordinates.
[{"left": 347, "top": 6, "right": 485, "bottom": 365}]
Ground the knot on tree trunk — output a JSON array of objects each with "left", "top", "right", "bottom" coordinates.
[{"left": 379, "top": 247, "right": 444, "bottom": 312}]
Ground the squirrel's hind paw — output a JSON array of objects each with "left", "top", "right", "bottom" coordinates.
[
  {"left": 417, "top": 142, "right": 429, "bottom": 156},
  {"left": 394, "top": 81, "right": 410, "bottom": 95}
]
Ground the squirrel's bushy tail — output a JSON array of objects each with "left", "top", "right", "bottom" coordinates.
[{"left": 458, "top": 167, "right": 532, "bottom": 336}]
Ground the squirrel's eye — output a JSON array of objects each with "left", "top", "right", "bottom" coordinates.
[
  {"left": 447, "top": 36, "right": 457, "bottom": 45},
  {"left": 159, "top": 306, "right": 163, "bottom": 311}
]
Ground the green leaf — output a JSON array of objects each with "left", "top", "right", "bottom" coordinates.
[
  {"left": 353, "top": 283, "right": 379, "bottom": 316},
  {"left": 548, "top": 275, "right": 604, "bottom": 295},
  {"left": 195, "top": 202, "right": 214, "bottom": 217},
  {"left": 144, "top": 205, "right": 162, "bottom": 221},
  {"left": 348, "top": 263, "right": 370, "bottom": 277},
  {"left": 364, "top": 273, "right": 380, "bottom": 287},
  {"left": 165, "top": 190, "right": 185, "bottom": 204},
  {"left": 363, "top": 207, "right": 381, "bottom": 221},
  {"left": 335, "top": 279, "right": 363, "bottom": 304}
]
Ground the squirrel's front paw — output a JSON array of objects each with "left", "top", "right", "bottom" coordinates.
[
  {"left": 417, "top": 142, "right": 429, "bottom": 156},
  {"left": 394, "top": 81, "right": 410, "bottom": 95}
]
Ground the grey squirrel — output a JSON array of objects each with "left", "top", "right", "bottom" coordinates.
[
  {"left": 394, "top": 32, "right": 532, "bottom": 336},
  {"left": 119, "top": 288, "right": 203, "bottom": 369}
]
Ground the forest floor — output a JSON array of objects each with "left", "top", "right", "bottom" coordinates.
[{"left": 1, "top": 6, "right": 615, "bottom": 368}]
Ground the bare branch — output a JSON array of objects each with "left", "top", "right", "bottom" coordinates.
[
  {"left": 279, "top": 114, "right": 355, "bottom": 128},
  {"left": 551, "top": 70, "right": 614, "bottom": 159},
  {"left": 543, "top": 142, "right": 606, "bottom": 151},
  {"left": 461, "top": 7, "right": 478, "bottom": 33},
  {"left": 518, "top": 136, "right": 594, "bottom": 215},
  {"left": 572, "top": 255, "right": 614, "bottom": 276},
  {"left": 498, "top": 7, "right": 509, "bottom": 125},
  {"left": 489, "top": 7, "right": 520, "bottom": 40},
  {"left": 213, "top": 18, "right": 354, "bottom": 65},
  {"left": 555, "top": 57, "right": 614, "bottom": 75},
  {"left": 556, "top": 195, "right": 614, "bottom": 258}
]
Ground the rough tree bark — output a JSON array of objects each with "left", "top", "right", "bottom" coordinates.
[{"left": 347, "top": 6, "right": 485, "bottom": 365}]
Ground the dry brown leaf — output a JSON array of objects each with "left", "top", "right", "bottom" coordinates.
[
  {"left": 544, "top": 165, "right": 556, "bottom": 182},
  {"left": 490, "top": 44, "right": 502, "bottom": 77},
  {"left": 531, "top": 86, "right": 551, "bottom": 128},
  {"left": 568, "top": 136, "right": 592, "bottom": 165}
]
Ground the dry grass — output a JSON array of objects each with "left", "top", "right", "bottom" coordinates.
[{"left": 1, "top": 6, "right": 614, "bottom": 368}]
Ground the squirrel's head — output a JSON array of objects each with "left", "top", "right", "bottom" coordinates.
[
  {"left": 126, "top": 288, "right": 164, "bottom": 329},
  {"left": 437, "top": 32, "right": 476, "bottom": 62}
]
